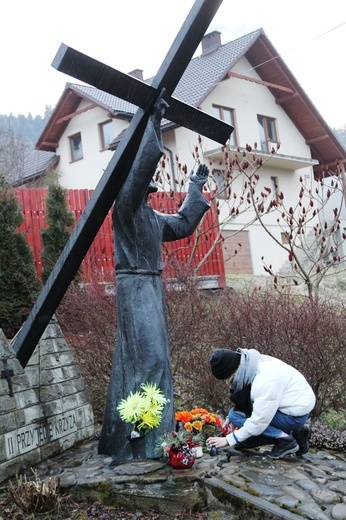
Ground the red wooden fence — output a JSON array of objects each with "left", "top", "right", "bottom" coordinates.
[{"left": 15, "top": 189, "right": 225, "bottom": 287}]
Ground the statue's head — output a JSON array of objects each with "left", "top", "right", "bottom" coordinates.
[{"left": 147, "top": 179, "right": 158, "bottom": 193}]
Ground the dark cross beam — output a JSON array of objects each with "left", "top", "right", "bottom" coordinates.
[
  {"left": 12, "top": 0, "right": 233, "bottom": 367},
  {"left": 51, "top": 44, "right": 232, "bottom": 144}
]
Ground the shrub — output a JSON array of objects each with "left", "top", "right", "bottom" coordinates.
[
  {"left": 56, "top": 274, "right": 346, "bottom": 448},
  {"left": 56, "top": 275, "right": 116, "bottom": 424},
  {"left": 0, "top": 180, "right": 41, "bottom": 337},
  {"left": 208, "top": 286, "right": 346, "bottom": 418},
  {"left": 41, "top": 183, "right": 74, "bottom": 283},
  {"left": 311, "top": 420, "right": 346, "bottom": 451},
  {"left": 7, "top": 471, "right": 67, "bottom": 516}
]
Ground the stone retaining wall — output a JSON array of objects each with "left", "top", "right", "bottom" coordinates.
[{"left": 0, "top": 317, "right": 94, "bottom": 483}]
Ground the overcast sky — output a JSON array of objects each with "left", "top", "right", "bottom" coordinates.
[{"left": 1, "top": 0, "right": 345, "bottom": 128}]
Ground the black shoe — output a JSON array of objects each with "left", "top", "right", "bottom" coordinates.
[
  {"left": 293, "top": 424, "right": 311, "bottom": 455},
  {"left": 266, "top": 436, "right": 299, "bottom": 459}
]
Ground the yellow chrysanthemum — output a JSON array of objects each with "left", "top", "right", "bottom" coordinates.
[
  {"left": 117, "top": 391, "right": 147, "bottom": 423},
  {"left": 141, "top": 382, "right": 168, "bottom": 405},
  {"left": 117, "top": 383, "right": 168, "bottom": 434},
  {"left": 137, "top": 410, "right": 162, "bottom": 430},
  {"left": 145, "top": 399, "right": 164, "bottom": 417}
]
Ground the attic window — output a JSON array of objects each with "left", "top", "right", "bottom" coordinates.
[
  {"left": 99, "top": 120, "right": 114, "bottom": 151},
  {"left": 212, "top": 105, "right": 237, "bottom": 147},
  {"left": 69, "top": 133, "right": 83, "bottom": 162},
  {"left": 257, "top": 115, "right": 278, "bottom": 152}
]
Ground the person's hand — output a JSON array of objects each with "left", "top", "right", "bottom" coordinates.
[
  {"left": 190, "top": 164, "right": 209, "bottom": 185},
  {"left": 222, "top": 418, "right": 233, "bottom": 436},
  {"left": 206, "top": 435, "right": 229, "bottom": 449},
  {"left": 222, "top": 417, "right": 230, "bottom": 429},
  {"left": 153, "top": 91, "right": 169, "bottom": 122}
]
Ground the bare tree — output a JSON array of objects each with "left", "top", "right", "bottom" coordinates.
[
  {"left": 156, "top": 138, "right": 346, "bottom": 300},
  {"left": 0, "top": 123, "right": 29, "bottom": 184},
  {"left": 248, "top": 161, "right": 346, "bottom": 300},
  {"left": 154, "top": 138, "right": 275, "bottom": 277}
]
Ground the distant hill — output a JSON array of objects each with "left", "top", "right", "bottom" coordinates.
[
  {"left": 0, "top": 107, "right": 52, "bottom": 148},
  {"left": 335, "top": 125, "right": 346, "bottom": 149}
]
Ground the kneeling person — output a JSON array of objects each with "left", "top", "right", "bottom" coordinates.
[{"left": 206, "top": 348, "right": 315, "bottom": 459}]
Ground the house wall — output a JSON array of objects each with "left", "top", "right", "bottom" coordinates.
[
  {"left": 57, "top": 101, "right": 128, "bottom": 189},
  {"left": 198, "top": 56, "right": 317, "bottom": 275}
]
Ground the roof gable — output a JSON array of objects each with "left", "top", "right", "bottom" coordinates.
[
  {"left": 36, "top": 29, "right": 345, "bottom": 175},
  {"left": 171, "top": 29, "right": 262, "bottom": 107},
  {"left": 17, "top": 150, "right": 59, "bottom": 186}
]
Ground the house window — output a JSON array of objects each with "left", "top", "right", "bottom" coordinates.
[
  {"left": 257, "top": 115, "right": 278, "bottom": 152},
  {"left": 69, "top": 133, "right": 83, "bottom": 162},
  {"left": 213, "top": 169, "right": 227, "bottom": 199},
  {"left": 271, "top": 176, "right": 280, "bottom": 203},
  {"left": 99, "top": 120, "right": 114, "bottom": 150},
  {"left": 212, "top": 105, "right": 237, "bottom": 147},
  {"left": 281, "top": 232, "right": 290, "bottom": 245}
]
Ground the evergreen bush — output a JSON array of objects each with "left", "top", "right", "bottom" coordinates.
[
  {"left": 41, "top": 183, "right": 74, "bottom": 283},
  {"left": 0, "top": 179, "right": 41, "bottom": 337}
]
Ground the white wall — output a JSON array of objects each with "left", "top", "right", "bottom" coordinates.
[
  {"left": 199, "top": 56, "right": 317, "bottom": 275},
  {"left": 57, "top": 101, "right": 128, "bottom": 189}
]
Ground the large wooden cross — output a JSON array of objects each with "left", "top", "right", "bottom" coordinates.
[{"left": 13, "top": 0, "right": 233, "bottom": 367}]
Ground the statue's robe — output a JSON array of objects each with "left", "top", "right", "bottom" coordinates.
[{"left": 98, "top": 114, "right": 210, "bottom": 462}]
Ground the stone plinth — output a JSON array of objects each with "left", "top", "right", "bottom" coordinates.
[{"left": 0, "top": 317, "right": 94, "bottom": 483}]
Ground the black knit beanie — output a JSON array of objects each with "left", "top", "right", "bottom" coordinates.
[{"left": 210, "top": 349, "right": 241, "bottom": 380}]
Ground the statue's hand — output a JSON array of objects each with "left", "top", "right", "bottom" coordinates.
[
  {"left": 153, "top": 92, "right": 169, "bottom": 122},
  {"left": 190, "top": 164, "right": 209, "bottom": 185}
]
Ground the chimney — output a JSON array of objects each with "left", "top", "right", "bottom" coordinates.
[
  {"left": 128, "top": 69, "right": 144, "bottom": 81},
  {"left": 201, "top": 31, "right": 221, "bottom": 55}
]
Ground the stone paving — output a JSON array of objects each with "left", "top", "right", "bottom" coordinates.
[{"left": 14, "top": 439, "right": 346, "bottom": 519}]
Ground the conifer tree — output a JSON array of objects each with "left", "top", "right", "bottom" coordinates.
[
  {"left": 41, "top": 183, "right": 74, "bottom": 283},
  {"left": 0, "top": 178, "right": 41, "bottom": 338}
]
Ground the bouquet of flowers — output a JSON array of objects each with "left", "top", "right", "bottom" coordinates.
[
  {"left": 175, "top": 408, "right": 222, "bottom": 439},
  {"left": 117, "top": 382, "right": 169, "bottom": 438},
  {"left": 157, "top": 429, "right": 203, "bottom": 451},
  {"left": 156, "top": 429, "right": 202, "bottom": 468}
]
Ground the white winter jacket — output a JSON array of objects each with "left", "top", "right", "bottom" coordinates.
[{"left": 226, "top": 355, "right": 316, "bottom": 447}]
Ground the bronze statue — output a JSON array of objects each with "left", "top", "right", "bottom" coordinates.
[{"left": 98, "top": 95, "right": 211, "bottom": 462}]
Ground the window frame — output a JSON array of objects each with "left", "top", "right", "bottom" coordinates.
[
  {"left": 271, "top": 175, "right": 280, "bottom": 204},
  {"left": 212, "top": 169, "right": 228, "bottom": 199},
  {"left": 257, "top": 115, "right": 278, "bottom": 152},
  {"left": 69, "top": 132, "right": 83, "bottom": 162},
  {"left": 212, "top": 105, "right": 237, "bottom": 147},
  {"left": 99, "top": 120, "right": 114, "bottom": 151}
]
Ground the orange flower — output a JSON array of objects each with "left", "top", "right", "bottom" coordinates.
[
  {"left": 175, "top": 408, "right": 222, "bottom": 436},
  {"left": 175, "top": 411, "right": 192, "bottom": 424},
  {"left": 190, "top": 408, "right": 208, "bottom": 416},
  {"left": 214, "top": 415, "right": 223, "bottom": 428}
]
